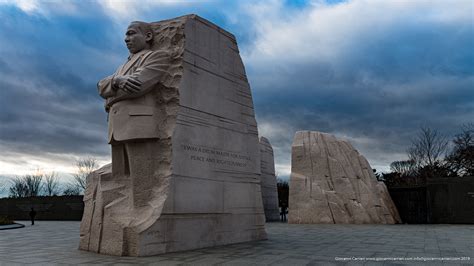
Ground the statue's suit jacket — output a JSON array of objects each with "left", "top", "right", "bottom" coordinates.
[{"left": 98, "top": 49, "right": 170, "bottom": 143}]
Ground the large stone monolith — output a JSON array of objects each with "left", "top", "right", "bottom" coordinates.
[
  {"left": 259, "top": 137, "right": 280, "bottom": 221},
  {"left": 289, "top": 131, "right": 401, "bottom": 224},
  {"left": 79, "top": 14, "right": 266, "bottom": 256}
]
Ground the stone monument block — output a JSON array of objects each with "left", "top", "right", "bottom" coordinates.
[
  {"left": 79, "top": 14, "right": 266, "bottom": 256},
  {"left": 288, "top": 131, "right": 401, "bottom": 224},
  {"left": 259, "top": 137, "right": 280, "bottom": 221}
]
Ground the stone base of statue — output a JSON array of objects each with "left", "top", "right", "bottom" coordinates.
[
  {"left": 288, "top": 131, "right": 401, "bottom": 224},
  {"left": 79, "top": 14, "right": 267, "bottom": 256}
]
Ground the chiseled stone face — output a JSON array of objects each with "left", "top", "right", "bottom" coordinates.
[
  {"left": 259, "top": 137, "right": 280, "bottom": 221},
  {"left": 288, "top": 131, "right": 401, "bottom": 224},
  {"left": 124, "top": 23, "right": 150, "bottom": 54},
  {"left": 79, "top": 15, "right": 266, "bottom": 257}
]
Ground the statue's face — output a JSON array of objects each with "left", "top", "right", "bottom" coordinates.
[{"left": 124, "top": 24, "right": 148, "bottom": 54}]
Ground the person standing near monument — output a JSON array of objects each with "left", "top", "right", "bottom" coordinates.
[
  {"left": 280, "top": 204, "right": 287, "bottom": 222},
  {"left": 29, "top": 207, "right": 36, "bottom": 225},
  {"left": 97, "top": 21, "right": 170, "bottom": 208}
]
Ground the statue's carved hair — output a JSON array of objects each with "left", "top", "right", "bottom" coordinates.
[{"left": 130, "top": 21, "right": 153, "bottom": 42}]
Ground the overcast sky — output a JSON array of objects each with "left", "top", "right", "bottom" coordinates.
[{"left": 0, "top": 0, "right": 473, "bottom": 186}]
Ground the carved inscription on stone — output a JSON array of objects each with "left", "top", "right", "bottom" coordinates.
[{"left": 182, "top": 144, "right": 251, "bottom": 168}]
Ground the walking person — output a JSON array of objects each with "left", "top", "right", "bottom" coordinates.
[
  {"left": 29, "top": 207, "right": 36, "bottom": 225},
  {"left": 280, "top": 204, "right": 287, "bottom": 222}
]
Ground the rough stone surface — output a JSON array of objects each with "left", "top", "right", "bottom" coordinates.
[
  {"left": 288, "top": 131, "right": 401, "bottom": 224},
  {"left": 259, "top": 137, "right": 280, "bottom": 221},
  {"left": 79, "top": 14, "right": 266, "bottom": 256}
]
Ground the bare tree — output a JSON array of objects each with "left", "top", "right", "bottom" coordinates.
[
  {"left": 407, "top": 127, "right": 449, "bottom": 169},
  {"left": 0, "top": 177, "right": 8, "bottom": 197},
  {"left": 24, "top": 174, "right": 43, "bottom": 197},
  {"left": 0, "top": 179, "right": 7, "bottom": 196},
  {"left": 44, "top": 172, "right": 60, "bottom": 196},
  {"left": 276, "top": 178, "right": 289, "bottom": 208},
  {"left": 62, "top": 185, "right": 81, "bottom": 196},
  {"left": 9, "top": 177, "right": 29, "bottom": 198},
  {"left": 445, "top": 123, "right": 474, "bottom": 176},
  {"left": 9, "top": 173, "right": 44, "bottom": 198},
  {"left": 71, "top": 157, "right": 98, "bottom": 194},
  {"left": 390, "top": 160, "right": 417, "bottom": 177}
]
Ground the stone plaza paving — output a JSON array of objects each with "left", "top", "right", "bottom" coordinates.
[{"left": 0, "top": 221, "right": 472, "bottom": 265}]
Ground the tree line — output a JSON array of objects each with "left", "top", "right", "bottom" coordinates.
[
  {"left": 0, "top": 158, "right": 98, "bottom": 198},
  {"left": 381, "top": 124, "right": 473, "bottom": 187}
]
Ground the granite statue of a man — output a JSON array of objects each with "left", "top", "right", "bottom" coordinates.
[
  {"left": 98, "top": 21, "right": 169, "bottom": 208},
  {"left": 80, "top": 15, "right": 266, "bottom": 256}
]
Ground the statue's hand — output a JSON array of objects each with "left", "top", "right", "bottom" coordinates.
[{"left": 114, "top": 76, "right": 142, "bottom": 93}]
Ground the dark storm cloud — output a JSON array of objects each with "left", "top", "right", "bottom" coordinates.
[
  {"left": 0, "top": 5, "right": 119, "bottom": 161},
  {"left": 0, "top": 72, "right": 109, "bottom": 156},
  {"left": 245, "top": 0, "right": 474, "bottom": 173}
]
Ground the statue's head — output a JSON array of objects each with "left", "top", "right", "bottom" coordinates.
[{"left": 124, "top": 21, "right": 154, "bottom": 54}]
